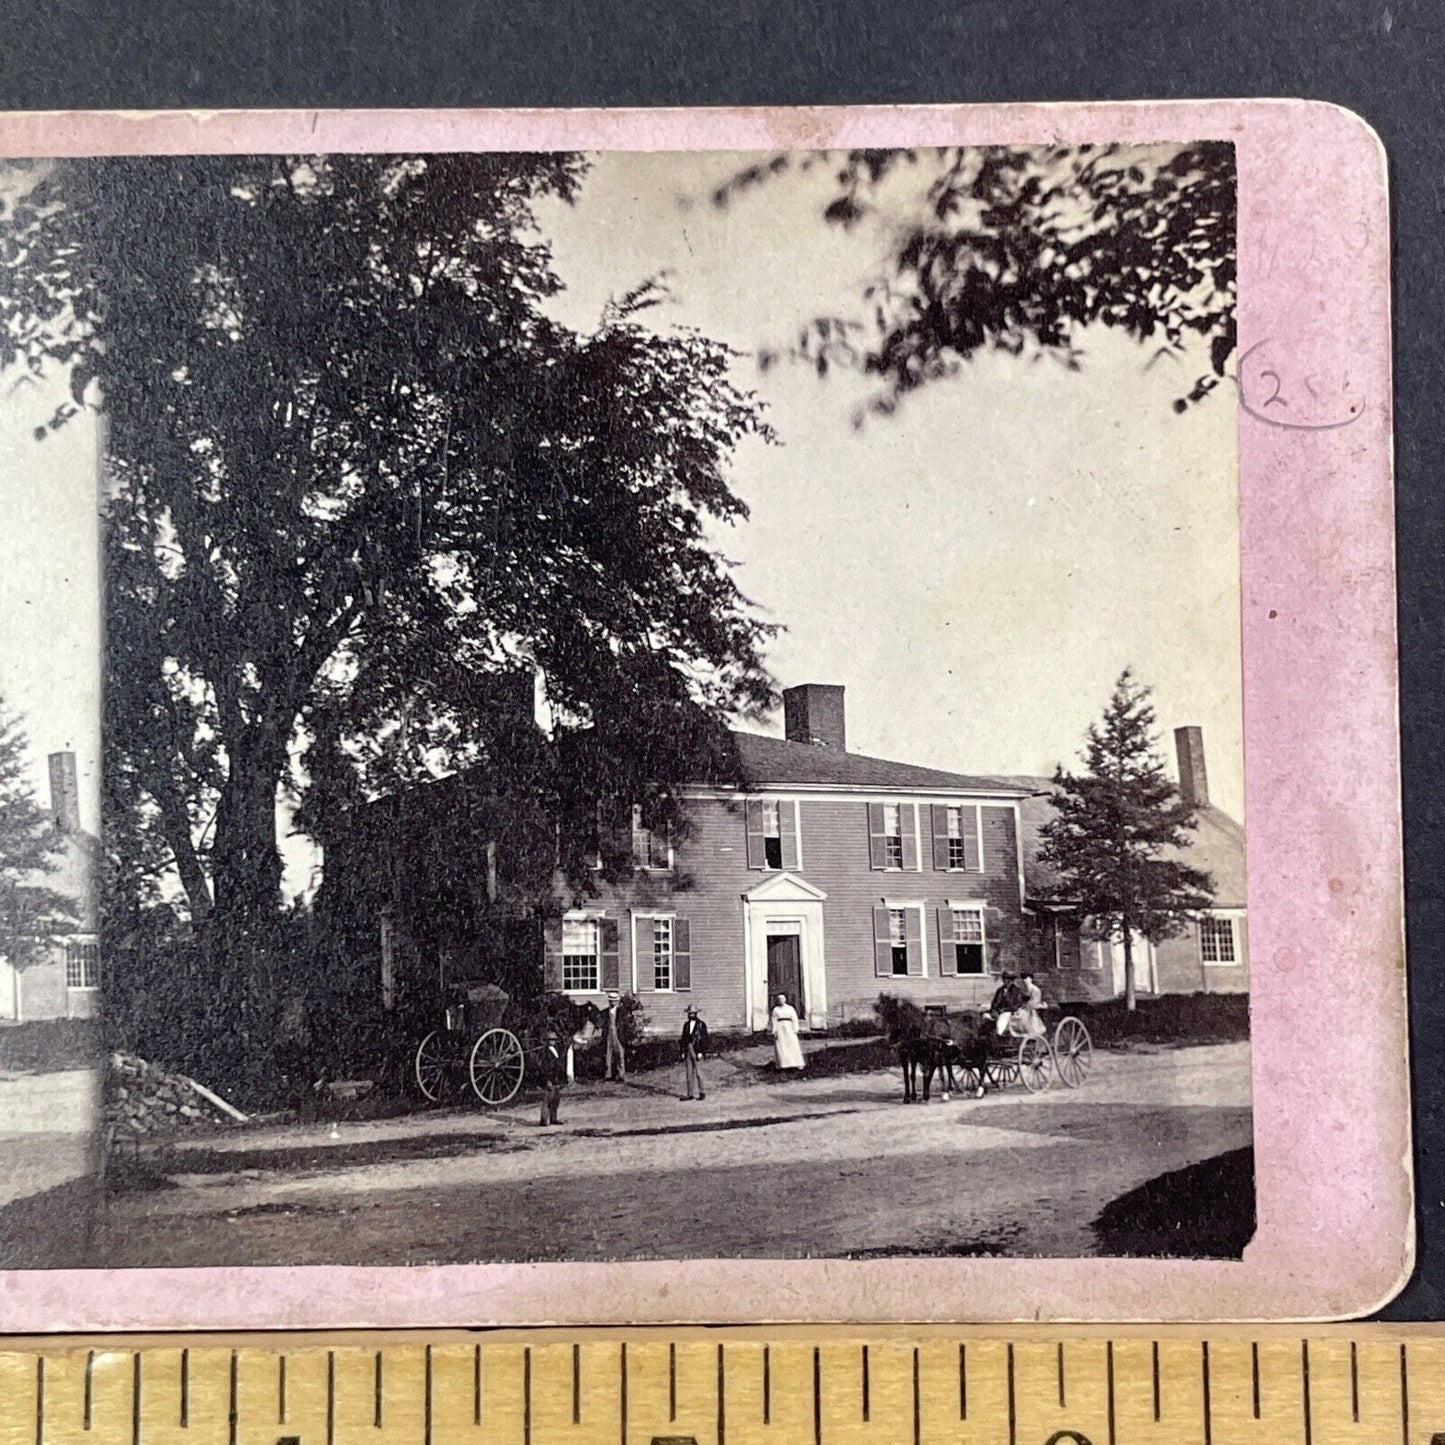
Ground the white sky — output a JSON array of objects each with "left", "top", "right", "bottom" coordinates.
[{"left": 0, "top": 143, "right": 1242, "bottom": 877}]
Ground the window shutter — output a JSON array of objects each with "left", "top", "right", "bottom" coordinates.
[
  {"left": 633, "top": 915, "right": 650, "bottom": 990},
  {"left": 543, "top": 918, "right": 564, "bottom": 993},
  {"left": 963, "top": 806, "right": 982, "bottom": 871},
  {"left": 673, "top": 919, "right": 692, "bottom": 991},
  {"left": 745, "top": 800, "right": 768, "bottom": 869},
  {"left": 779, "top": 803, "right": 800, "bottom": 870},
  {"left": 600, "top": 918, "right": 620, "bottom": 991},
  {"left": 872, "top": 906, "right": 892, "bottom": 976},
  {"left": 905, "top": 906, "right": 924, "bottom": 975},
  {"left": 900, "top": 804, "right": 919, "bottom": 870},
  {"left": 868, "top": 803, "right": 888, "bottom": 869},
  {"left": 932, "top": 805, "right": 951, "bottom": 870},
  {"left": 936, "top": 907, "right": 956, "bottom": 975}
]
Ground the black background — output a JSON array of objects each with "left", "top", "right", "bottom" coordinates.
[{"left": 0, "top": 0, "right": 1440, "bottom": 1317}]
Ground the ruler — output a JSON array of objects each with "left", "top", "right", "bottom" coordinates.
[{"left": 1, "top": 1331, "right": 1442, "bottom": 1445}]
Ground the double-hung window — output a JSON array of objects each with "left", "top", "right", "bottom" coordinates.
[
  {"left": 65, "top": 939, "right": 99, "bottom": 990},
  {"left": 651, "top": 916, "right": 674, "bottom": 991},
  {"left": 761, "top": 801, "right": 783, "bottom": 869},
  {"left": 882, "top": 806, "right": 904, "bottom": 869},
  {"left": 631, "top": 804, "right": 672, "bottom": 870},
  {"left": 888, "top": 908, "right": 910, "bottom": 976},
  {"left": 1199, "top": 915, "right": 1238, "bottom": 964},
  {"left": 562, "top": 917, "right": 600, "bottom": 993},
  {"left": 946, "top": 808, "right": 968, "bottom": 870},
  {"left": 952, "top": 907, "right": 986, "bottom": 974}
]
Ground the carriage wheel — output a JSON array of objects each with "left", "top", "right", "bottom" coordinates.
[
  {"left": 957, "top": 1065, "right": 985, "bottom": 1097},
  {"left": 1018, "top": 1036, "right": 1052, "bottom": 1093},
  {"left": 469, "top": 1027, "right": 525, "bottom": 1106},
  {"left": 413, "top": 1030, "right": 454, "bottom": 1103},
  {"left": 1053, "top": 1016, "right": 1093, "bottom": 1089}
]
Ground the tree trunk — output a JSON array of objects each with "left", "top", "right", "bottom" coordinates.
[
  {"left": 201, "top": 725, "right": 290, "bottom": 1088},
  {"left": 1121, "top": 919, "right": 1137, "bottom": 1013}
]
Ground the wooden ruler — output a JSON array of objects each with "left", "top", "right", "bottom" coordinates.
[{"left": 1, "top": 1331, "right": 1442, "bottom": 1445}]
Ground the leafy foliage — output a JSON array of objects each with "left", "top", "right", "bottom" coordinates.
[
  {"left": 0, "top": 699, "right": 74, "bottom": 965},
  {"left": 713, "top": 143, "right": 1236, "bottom": 420},
  {"left": 2, "top": 155, "right": 776, "bottom": 935},
  {"left": 1037, "top": 669, "right": 1215, "bottom": 1009},
  {"left": 3, "top": 154, "right": 778, "bottom": 1081}
]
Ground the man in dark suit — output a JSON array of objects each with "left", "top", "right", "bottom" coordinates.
[
  {"left": 603, "top": 989, "right": 627, "bottom": 1082},
  {"left": 679, "top": 1006, "right": 709, "bottom": 1100},
  {"left": 538, "top": 1028, "right": 566, "bottom": 1126}
]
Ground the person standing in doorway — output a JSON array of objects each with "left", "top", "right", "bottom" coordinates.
[
  {"left": 538, "top": 1029, "right": 566, "bottom": 1126},
  {"left": 603, "top": 989, "right": 627, "bottom": 1082},
  {"left": 679, "top": 1005, "right": 709, "bottom": 1100},
  {"left": 770, "top": 993, "right": 805, "bottom": 1071}
]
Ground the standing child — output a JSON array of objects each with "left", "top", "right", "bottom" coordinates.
[
  {"left": 538, "top": 1028, "right": 566, "bottom": 1126},
  {"left": 679, "top": 1005, "right": 709, "bottom": 1100}
]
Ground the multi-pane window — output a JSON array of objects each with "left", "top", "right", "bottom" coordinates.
[
  {"left": 952, "top": 908, "right": 985, "bottom": 974},
  {"left": 652, "top": 916, "right": 674, "bottom": 991},
  {"left": 882, "top": 805, "right": 904, "bottom": 869},
  {"left": 631, "top": 804, "right": 671, "bottom": 870},
  {"left": 65, "top": 940, "right": 99, "bottom": 989},
  {"left": 562, "top": 917, "right": 600, "bottom": 992},
  {"left": 1199, "top": 915, "right": 1237, "bottom": 964},
  {"left": 888, "top": 908, "right": 909, "bottom": 976},
  {"left": 946, "top": 807, "right": 968, "bottom": 870},
  {"left": 761, "top": 801, "right": 783, "bottom": 869}
]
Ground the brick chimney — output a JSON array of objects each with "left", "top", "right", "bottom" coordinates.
[
  {"left": 783, "top": 684, "right": 847, "bottom": 750},
  {"left": 1174, "top": 726, "right": 1210, "bottom": 808},
  {"left": 48, "top": 751, "right": 80, "bottom": 835}
]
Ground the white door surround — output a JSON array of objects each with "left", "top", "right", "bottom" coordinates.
[{"left": 742, "top": 873, "right": 828, "bottom": 1032}]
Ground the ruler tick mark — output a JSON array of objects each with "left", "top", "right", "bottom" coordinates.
[
  {"left": 1106, "top": 1342, "right": 1116, "bottom": 1445},
  {"left": 621, "top": 1342, "right": 628, "bottom": 1445},
  {"left": 861, "top": 1346, "right": 869, "bottom": 1423},
  {"left": 279, "top": 1356, "right": 287, "bottom": 1426},
  {"left": 1202, "top": 1343, "right": 1212, "bottom": 1445},
  {"left": 181, "top": 1349, "right": 190, "bottom": 1428},
  {"left": 525, "top": 1348, "right": 533, "bottom": 1445},
  {"left": 1302, "top": 1341, "right": 1313, "bottom": 1445},
  {"left": 1057, "top": 1342, "right": 1066, "bottom": 1409},
  {"left": 228, "top": 1351, "right": 237, "bottom": 1445},
  {"left": 959, "top": 1345, "right": 967, "bottom": 1421},
  {"left": 326, "top": 1353, "right": 335, "bottom": 1445},
  {"left": 1007, "top": 1345, "right": 1016, "bottom": 1445},
  {"left": 35, "top": 1356, "right": 44, "bottom": 1445},
  {"left": 912, "top": 1349, "right": 920, "bottom": 1445},
  {"left": 1251, "top": 1342, "right": 1260, "bottom": 1420},
  {"left": 669, "top": 1343, "right": 676, "bottom": 1423},
  {"left": 475, "top": 1344, "right": 482, "bottom": 1426},
  {"left": 133, "top": 1354, "right": 142, "bottom": 1445},
  {"left": 1350, "top": 1341, "right": 1359, "bottom": 1423},
  {"left": 1400, "top": 1344, "right": 1409, "bottom": 1445},
  {"left": 813, "top": 1348, "right": 821, "bottom": 1445},
  {"left": 375, "top": 1351, "right": 384, "bottom": 1429},
  {"left": 717, "top": 1345, "right": 725, "bottom": 1445},
  {"left": 763, "top": 1346, "right": 770, "bottom": 1425},
  {"left": 83, "top": 1352, "right": 93, "bottom": 1432},
  {"left": 424, "top": 1345, "right": 433, "bottom": 1445},
  {"left": 1151, "top": 1342, "right": 1160, "bottom": 1422},
  {"left": 574, "top": 1344, "right": 582, "bottom": 1425}
]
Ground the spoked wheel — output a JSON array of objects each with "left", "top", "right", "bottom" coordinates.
[
  {"left": 469, "top": 1027, "right": 526, "bottom": 1106},
  {"left": 1018, "top": 1035, "right": 1053, "bottom": 1093},
  {"left": 1053, "top": 1016, "right": 1093, "bottom": 1089},
  {"left": 956, "top": 1065, "right": 985, "bottom": 1097},
  {"left": 414, "top": 1030, "right": 458, "bottom": 1103}
]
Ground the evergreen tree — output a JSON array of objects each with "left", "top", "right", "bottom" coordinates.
[
  {"left": 1038, "top": 669, "right": 1214, "bottom": 1011},
  {"left": 0, "top": 699, "right": 74, "bottom": 966}
]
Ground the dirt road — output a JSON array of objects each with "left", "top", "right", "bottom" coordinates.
[{"left": 64, "top": 1043, "right": 1252, "bottom": 1266}]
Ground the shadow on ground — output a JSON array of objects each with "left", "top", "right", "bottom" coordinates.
[{"left": 1092, "top": 1146, "right": 1255, "bottom": 1257}]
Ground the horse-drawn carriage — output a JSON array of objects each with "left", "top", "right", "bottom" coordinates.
[
  {"left": 969, "top": 1007, "right": 1093, "bottom": 1094},
  {"left": 893, "top": 998, "right": 1094, "bottom": 1102},
  {"left": 412, "top": 981, "right": 539, "bottom": 1105}
]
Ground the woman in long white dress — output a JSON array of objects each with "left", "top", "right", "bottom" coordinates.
[{"left": 770, "top": 993, "right": 805, "bottom": 1071}]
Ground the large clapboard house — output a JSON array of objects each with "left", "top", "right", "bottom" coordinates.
[{"left": 329, "top": 684, "right": 1248, "bottom": 1034}]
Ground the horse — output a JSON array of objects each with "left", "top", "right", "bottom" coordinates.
[{"left": 877, "top": 995, "right": 967, "bottom": 1103}]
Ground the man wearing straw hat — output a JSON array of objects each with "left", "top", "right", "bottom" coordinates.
[
  {"left": 679, "top": 1005, "right": 709, "bottom": 1101},
  {"left": 603, "top": 989, "right": 627, "bottom": 1082}
]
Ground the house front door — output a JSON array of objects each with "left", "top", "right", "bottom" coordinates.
[{"left": 766, "top": 934, "right": 804, "bottom": 1013}]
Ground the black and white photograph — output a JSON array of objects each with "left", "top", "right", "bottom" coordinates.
[{"left": 0, "top": 137, "right": 1250, "bottom": 1270}]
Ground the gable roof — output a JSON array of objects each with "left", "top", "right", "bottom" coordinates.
[
  {"left": 723, "top": 731, "right": 1031, "bottom": 797},
  {"left": 1001, "top": 775, "right": 1248, "bottom": 910}
]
